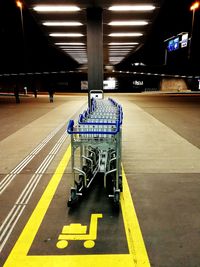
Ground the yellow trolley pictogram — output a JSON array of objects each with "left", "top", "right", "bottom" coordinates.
[{"left": 56, "top": 214, "right": 103, "bottom": 249}]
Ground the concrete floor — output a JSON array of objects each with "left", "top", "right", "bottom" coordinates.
[{"left": 0, "top": 93, "right": 200, "bottom": 267}]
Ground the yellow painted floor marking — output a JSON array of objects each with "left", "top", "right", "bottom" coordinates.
[
  {"left": 3, "top": 144, "right": 150, "bottom": 267},
  {"left": 56, "top": 214, "right": 103, "bottom": 249},
  {"left": 121, "top": 166, "right": 151, "bottom": 267}
]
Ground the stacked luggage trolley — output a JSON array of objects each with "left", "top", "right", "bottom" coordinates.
[{"left": 67, "top": 92, "right": 123, "bottom": 207}]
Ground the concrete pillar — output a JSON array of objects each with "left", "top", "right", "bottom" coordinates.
[{"left": 87, "top": 7, "right": 103, "bottom": 107}]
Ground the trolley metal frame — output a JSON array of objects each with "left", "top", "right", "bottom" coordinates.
[{"left": 67, "top": 96, "right": 123, "bottom": 207}]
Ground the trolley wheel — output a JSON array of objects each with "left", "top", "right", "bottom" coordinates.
[
  {"left": 67, "top": 188, "right": 79, "bottom": 207},
  {"left": 106, "top": 173, "right": 113, "bottom": 194},
  {"left": 113, "top": 191, "right": 120, "bottom": 207},
  {"left": 77, "top": 174, "right": 84, "bottom": 190},
  {"left": 119, "top": 175, "right": 123, "bottom": 192}
]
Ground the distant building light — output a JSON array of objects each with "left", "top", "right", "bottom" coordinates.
[
  {"left": 16, "top": 1, "right": 23, "bottom": 9},
  {"left": 190, "top": 2, "right": 200, "bottom": 11}
]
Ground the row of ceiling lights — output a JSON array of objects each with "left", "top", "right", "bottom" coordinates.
[{"left": 32, "top": 4, "right": 156, "bottom": 64}]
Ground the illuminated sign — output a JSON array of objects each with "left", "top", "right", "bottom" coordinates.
[
  {"left": 133, "top": 80, "right": 144, "bottom": 86},
  {"left": 181, "top": 33, "right": 189, "bottom": 48},
  {"left": 81, "top": 78, "right": 117, "bottom": 90},
  {"left": 167, "top": 37, "right": 179, "bottom": 52}
]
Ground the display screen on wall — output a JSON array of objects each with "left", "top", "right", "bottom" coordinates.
[{"left": 167, "top": 37, "right": 179, "bottom": 52}]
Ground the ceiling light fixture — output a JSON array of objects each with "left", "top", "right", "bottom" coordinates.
[
  {"left": 60, "top": 46, "right": 86, "bottom": 48},
  {"left": 43, "top": 21, "right": 83, "bottom": 26},
  {"left": 109, "top": 54, "right": 128, "bottom": 56},
  {"left": 109, "top": 52, "right": 131, "bottom": 54},
  {"left": 108, "top": 5, "right": 156, "bottom": 11},
  {"left": 109, "top": 48, "right": 132, "bottom": 50},
  {"left": 109, "top": 50, "right": 131, "bottom": 53},
  {"left": 109, "top": 46, "right": 134, "bottom": 48},
  {"left": 109, "top": 20, "right": 148, "bottom": 26},
  {"left": 55, "top": 42, "right": 85, "bottom": 45},
  {"left": 109, "top": 33, "right": 143, "bottom": 37},
  {"left": 109, "top": 42, "right": 139, "bottom": 45},
  {"left": 50, "top": 33, "right": 83, "bottom": 37},
  {"left": 33, "top": 5, "right": 80, "bottom": 12},
  {"left": 60, "top": 47, "right": 86, "bottom": 50}
]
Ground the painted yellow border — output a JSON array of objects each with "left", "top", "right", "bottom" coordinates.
[{"left": 3, "top": 144, "right": 150, "bottom": 267}]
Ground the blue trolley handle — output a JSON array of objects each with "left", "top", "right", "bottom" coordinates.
[
  {"left": 67, "top": 120, "right": 120, "bottom": 135},
  {"left": 78, "top": 114, "right": 123, "bottom": 125},
  {"left": 78, "top": 114, "right": 119, "bottom": 125},
  {"left": 78, "top": 108, "right": 123, "bottom": 125}
]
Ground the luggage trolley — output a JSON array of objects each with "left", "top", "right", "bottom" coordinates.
[{"left": 67, "top": 97, "right": 123, "bottom": 207}]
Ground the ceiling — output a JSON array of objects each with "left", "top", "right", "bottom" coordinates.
[
  {"left": 24, "top": 0, "right": 163, "bottom": 67},
  {"left": 1, "top": 0, "right": 199, "bottom": 75}
]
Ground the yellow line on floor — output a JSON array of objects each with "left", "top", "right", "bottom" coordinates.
[
  {"left": 3, "top": 145, "right": 150, "bottom": 267},
  {"left": 121, "top": 166, "right": 151, "bottom": 267}
]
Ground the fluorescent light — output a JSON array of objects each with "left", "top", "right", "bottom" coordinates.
[
  {"left": 109, "top": 52, "right": 131, "bottom": 54},
  {"left": 62, "top": 49, "right": 86, "bottom": 51},
  {"left": 109, "top": 42, "right": 139, "bottom": 45},
  {"left": 108, "top": 5, "right": 156, "bottom": 11},
  {"left": 59, "top": 47, "right": 85, "bottom": 49},
  {"left": 59, "top": 46, "right": 86, "bottom": 49},
  {"left": 109, "top": 51, "right": 129, "bottom": 53},
  {"left": 69, "top": 54, "right": 87, "bottom": 57},
  {"left": 55, "top": 42, "right": 85, "bottom": 45},
  {"left": 50, "top": 33, "right": 83, "bottom": 37},
  {"left": 63, "top": 51, "right": 86, "bottom": 53},
  {"left": 63, "top": 52, "right": 86, "bottom": 54},
  {"left": 109, "top": 33, "right": 143, "bottom": 37},
  {"left": 109, "top": 50, "right": 132, "bottom": 52},
  {"left": 43, "top": 21, "right": 83, "bottom": 26},
  {"left": 109, "top": 49, "right": 132, "bottom": 51},
  {"left": 110, "top": 57, "right": 124, "bottom": 60},
  {"left": 109, "top": 46, "right": 134, "bottom": 48},
  {"left": 33, "top": 5, "right": 80, "bottom": 12},
  {"left": 109, "top": 54, "right": 128, "bottom": 56},
  {"left": 109, "top": 20, "right": 148, "bottom": 26},
  {"left": 66, "top": 56, "right": 87, "bottom": 58}
]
